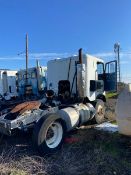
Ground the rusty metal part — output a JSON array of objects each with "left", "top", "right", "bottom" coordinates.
[{"left": 11, "top": 101, "right": 41, "bottom": 115}]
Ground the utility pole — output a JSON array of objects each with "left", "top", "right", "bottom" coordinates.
[
  {"left": 26, "top": 33, "right": 28, "bottom": 84},
  {"left": 114, "top": 43, "right": 121, "bottom": 82}
]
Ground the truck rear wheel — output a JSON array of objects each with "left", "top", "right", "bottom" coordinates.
[
  {"left": 32, "top": 113, "right": 66, "bottom": 154},
  {"left": 95, "top": 99, "right": 105, "bottom": 124}
]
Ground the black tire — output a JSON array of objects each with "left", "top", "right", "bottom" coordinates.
[
  {"left": 94, "top": 99, "right": 106, "bottom": 124},
  {"left": 32, "top": 113, "right": 66, "bottom": 155}
]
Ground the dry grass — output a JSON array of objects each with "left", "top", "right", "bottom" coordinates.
[
  {"left": 0, "top": 146, "right": 49, "bottom": 174},
  {"left": 0, "top": 129, "right": 130, "bottom": 175},
  {"left": 0, "top": 98, "right": 130, "bottom": 175}
]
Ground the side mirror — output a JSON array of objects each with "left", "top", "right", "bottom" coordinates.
[
  {"left": 90, "top": 80, "right": 97, "bottom": 91},
  {"left": 90, "top": 80, "right": 103, "bottom": 92}
]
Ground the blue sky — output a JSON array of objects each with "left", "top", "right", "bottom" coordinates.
[{"left": 0, "top": 0, "right": 131, "bottom": 82}]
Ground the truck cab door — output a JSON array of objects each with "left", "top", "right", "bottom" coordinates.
[{"left": 104, "top": 60, "right": 117, "bottom": 92}]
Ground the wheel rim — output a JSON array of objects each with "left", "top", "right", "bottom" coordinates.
[
  {"left": 95, "top": 100, "right": 105, "bottom": 123},
  {"left": 45, "top": 121, "right": 63, "bottom": 148},
  {"left": 97, "top": 104, "right": 105, "bottom": 116}
]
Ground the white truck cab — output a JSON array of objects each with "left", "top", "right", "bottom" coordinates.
[{"left": 47, "top": 49, "right": 117, "bottom": 102}]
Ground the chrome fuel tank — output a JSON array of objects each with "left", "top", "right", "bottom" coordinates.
[{"left": 58, "top": 103, "right": 95, "bottom": 131}]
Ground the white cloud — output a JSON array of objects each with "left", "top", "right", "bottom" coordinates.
[
  {"left": 93, "top": 51, "right": 131, "bottom": 64},
  {"left": 0, "top": 51, "right": 131, "bottom": 83},
  {"left": 1, "top": 51, "right": 131, "bottom": 62},
  {"left": 0, "top": 52, "right": 71, "bottom": 61},
  {"left": 0, "top": 56, "right": 24, "bottom": 60},
  {"left": 93, "top": 52, "right": 115, "bottom": 58},
  {"left": 93, "top": 51, "right": 131, "bottom": 58},
  {"left": 121, "top": 61, "right": 129, "bottom": 64}
]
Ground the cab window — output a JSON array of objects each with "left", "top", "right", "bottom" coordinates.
[{"left": 97, "top": 62, "right": 104, "bottom": 80}]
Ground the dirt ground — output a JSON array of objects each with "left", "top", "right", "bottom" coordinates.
[
  {"left": 105, "top": 98, "right": 117, "bottom": 121},
  {"left": 0, "top": 98, "right": 131, "bottom": 175}
]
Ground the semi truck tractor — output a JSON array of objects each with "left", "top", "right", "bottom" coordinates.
[{"left": 0, "top": 49, "right": 117, "bottom": 154}]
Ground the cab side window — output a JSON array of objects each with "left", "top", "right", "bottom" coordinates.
[
  {"left": 97, "top": 62, "right": 104, "bottom": 80},
  {"left": 106, "top": 62, "right": 115, "bottom": 73}
]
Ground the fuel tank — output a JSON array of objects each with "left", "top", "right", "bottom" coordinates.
[{"left": 58, "top": 103, "right": 95, "bottom": 131}]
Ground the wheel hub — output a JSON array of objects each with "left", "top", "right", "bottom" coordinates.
[{"left": 45, "top": 122, "right": 63, "bottom": 149}]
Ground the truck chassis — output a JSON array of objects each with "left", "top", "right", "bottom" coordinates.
[{"left": 0, "top": 96, "right": 105, "bottom": 154}]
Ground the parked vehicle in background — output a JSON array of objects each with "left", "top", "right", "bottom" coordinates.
[
  {"left": 0, "top": 70, "right": 17, "bottom": 100},
  {"left": 17, "top": 63, "right": 47, "bottom": 96}
]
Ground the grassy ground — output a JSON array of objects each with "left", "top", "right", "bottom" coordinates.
[
  {"left": 0, "top": 94, "right": 130, "bottom": 175},
  {"left": 106, "top": 92, "right": 118, "bottom": 99},
  {"left": 111, "top": 120, "right": 117, "bottom": 125},
  {"left": 0, "top": 128, "right": 130, "bottom": 175}
]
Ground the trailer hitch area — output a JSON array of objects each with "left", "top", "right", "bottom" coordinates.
[{"left": 4, "top": 101, "right": 41, "bottom": 120}]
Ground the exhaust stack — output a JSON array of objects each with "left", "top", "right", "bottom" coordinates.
[{"left": 78, "top": 48, "right": 82, "bottom": 64}]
